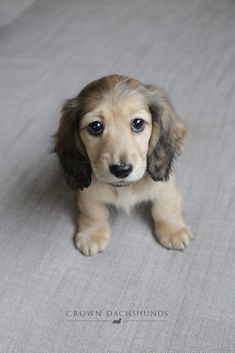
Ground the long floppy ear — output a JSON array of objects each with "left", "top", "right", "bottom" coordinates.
[
  {"left": 146, "top": 85, "right": 186, "bottom": 181},
  {"left": 53, "top": 98, "right": 91, "bottom": 190}
]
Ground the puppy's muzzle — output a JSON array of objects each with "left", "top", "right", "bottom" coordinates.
[{"left": 109, "top": 163, "right": 133, "bottom": 178}]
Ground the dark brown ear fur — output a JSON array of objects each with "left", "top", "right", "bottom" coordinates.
[
  {"left": 146, "top": 85, "right": 186, "bottom": 181},
  {"left": 53, "top": 98, "right": 91, "bottom": 190}
]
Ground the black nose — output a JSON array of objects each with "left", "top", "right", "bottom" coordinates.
[{"left": 109, "top": 163, "right": 133, "bottom": 178}]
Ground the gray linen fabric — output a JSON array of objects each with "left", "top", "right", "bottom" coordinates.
[{"left": 0, "top": 0, "right": 234, "bottom": 352}]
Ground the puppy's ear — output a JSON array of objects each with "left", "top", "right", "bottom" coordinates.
[
  {"left": 146, "top": 85, "right": 186, "bottom": 181},
  {"left": 53, "top": 98, "right": 91, "bottom": 190}
]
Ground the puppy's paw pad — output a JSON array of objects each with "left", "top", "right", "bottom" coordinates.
[
  {"left": 157, "top": 226, "right": 192, "bottom": 251},
  {"left": 75, "top": 232, "right": 109, "bottom": 256}
]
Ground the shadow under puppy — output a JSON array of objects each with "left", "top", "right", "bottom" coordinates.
[{"left": 54, "top": 74, "right": 192, "bottom": 256}]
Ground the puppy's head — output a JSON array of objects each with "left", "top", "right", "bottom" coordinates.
[{"left": 54, "top": 75, "right": 186, "bottom": 189}]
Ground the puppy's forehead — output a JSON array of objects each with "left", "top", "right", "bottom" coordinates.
[
  {"left": 80, "top": 75, "right": 147, "bottom": 109},
  {"left": 101, "top": 93, "right": 148, "bottom": 117},
  {"left": 80, "top": 79, "right": 149, "bottom": 120}
]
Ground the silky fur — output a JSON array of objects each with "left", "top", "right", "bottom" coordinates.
[{"left": 54, "top": 74, "right": 192, "bottom": 255}]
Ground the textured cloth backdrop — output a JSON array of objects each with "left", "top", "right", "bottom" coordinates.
[{"left": 0, "top": 0, "right": 234, "bottom": 352}]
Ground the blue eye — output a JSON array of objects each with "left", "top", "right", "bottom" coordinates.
[
  {"left": 87, "top": 121, "right": 104, "bottom": 136},
  {"left": 131, "top": 118, "right": 145, "bottom": 132}
]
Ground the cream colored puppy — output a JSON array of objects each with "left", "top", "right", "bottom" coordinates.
[{"left": 54, "top": 74, "right": 192, "bottom": 255}]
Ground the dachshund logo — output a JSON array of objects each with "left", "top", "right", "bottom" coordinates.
[{"left": 112, "top": 318, "right": 122, "bottom": 324}]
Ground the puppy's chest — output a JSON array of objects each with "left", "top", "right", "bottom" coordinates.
[
  {"left": 111, "top": 188, "right": 137, "bottom": 210},
  {"left": 108, "top": 182, "right": 154, "bottom": 212},
  {"left": 94, "top": 176, "right": 159, "bottom": 212}
]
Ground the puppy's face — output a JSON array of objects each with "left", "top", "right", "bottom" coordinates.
[
  {"left": 79, "top": 91, "right": 152, "bottom": 186},
  {"left": 54, "top": 75, "right": 186, "bottom": 190}
]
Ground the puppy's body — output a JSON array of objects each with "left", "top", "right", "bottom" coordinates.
[
  {"left": 77, "top": 172, "right": 190, "bottom": 255},
  {"left": 54, "top": 74, "right": 192, "bottom": 255}
]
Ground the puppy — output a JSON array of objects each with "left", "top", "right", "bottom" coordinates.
[{"left": 54, "top": 74, "right": 192, "bottom": 255}]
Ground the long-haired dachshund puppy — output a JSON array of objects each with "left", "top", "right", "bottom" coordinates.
[{"left": 54, "top": 74, "right": 192, "bottom": 256}]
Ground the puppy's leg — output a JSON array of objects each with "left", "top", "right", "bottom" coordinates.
[
  {"left": 151, "top": 175, "right": 192, "bottom": 250},
  {"left": 75, "top": 192, "right": 110, "bottom": 256}
]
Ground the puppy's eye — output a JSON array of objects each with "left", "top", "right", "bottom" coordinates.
[
  {"left": 87, "top": 121, "right": 104, "bottom": 136},
  {"left": 131, "top": 118, "right": 145, "bottom": 132}
]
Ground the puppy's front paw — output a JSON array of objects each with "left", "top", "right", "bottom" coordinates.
[
  {"left": 75, "top": 227, "right": 109, "bottom": 256},
  {"left": 155, "top": 223, "right": 192, "bottom": 250}
]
